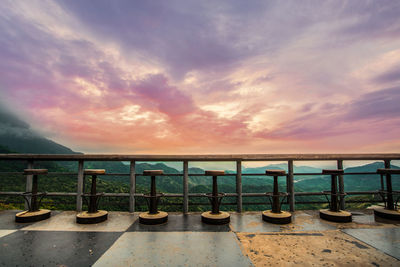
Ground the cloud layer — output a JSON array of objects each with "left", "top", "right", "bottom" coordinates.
[{"left": 0, "top": 0, "right": 400, "bottom": 153}]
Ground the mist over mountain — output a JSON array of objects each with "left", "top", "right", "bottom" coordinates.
[
  {"left": 243, "top": 163, "right": 322, "bottom": 174},
  {"left": 0, "top": 104, "right": 398, "bottom": 194},
  {"left": 0, "top": 105, "right": 78, "bottom": 154}
]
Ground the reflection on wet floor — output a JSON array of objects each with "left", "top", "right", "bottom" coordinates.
[{"left": 0, "top": 209, "right": 399, "bottom": 266}]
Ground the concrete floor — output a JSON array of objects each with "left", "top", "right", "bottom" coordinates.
[{"left": 0, "top": 209, "right": 399, "bottom": 266}]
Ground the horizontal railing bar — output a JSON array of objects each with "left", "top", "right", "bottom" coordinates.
[
  {"left": 0, "top": 191, "right": 380, "bottom": 197},
  {"left": 0, "top": 172, "right": 388, "bottom": 177},
  {"left": 294, "top": 191, "right": 378, "bottom": 196},
  {"left": 293, "top": 172, "right": 380, "bottom": 176},
  {"left": 187, "top": 202, "right": 238, "bottom": 206},
  {"left": 0, "top": 192, "right": 22, "bottom": 195},
  {"left": 242, "top": 193, "right": 267, "bottom": 197},
  {"left": 0, "top": 192, "right": 78, "bottom": 196},
  {"left": 294, "top": 200, "right": 379, "bottom": 204},
  {"left": 238, "top": 200, "right": 381, "bottom": 205},
  {"left": 0, "top": 153, "right": 399, "bottom": 161}
]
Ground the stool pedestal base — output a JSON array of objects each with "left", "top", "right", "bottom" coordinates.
[
  {"left": 76, "top": 210, "right": 108, "bottom": 224},
  {"left": 15, "top": 209, "right": 51, "bottom": 223},
  {"left": 262, "top": 210, "right": 292, "bottom": 224},
  {"left": 139, "top": 211, "right": 168, "bottom": 225},
  {"left": 374, "top": 208, "right": 400, "bottom": 221},
  {"left": 319, "top": 209, "right": 352, "bottom": 223},
  {"left": 201, "top": 211, "right": 230, "bottom": 225}
]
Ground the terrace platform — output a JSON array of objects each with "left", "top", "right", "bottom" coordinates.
[{"left": 0, "top": 209, "right": 399, "bottom": 266}]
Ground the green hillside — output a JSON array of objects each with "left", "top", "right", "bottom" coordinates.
[
  {"left": 0, "top": 107, "right": 80, "bottom": 154},
  {"left": 1, "top": 106, "right": 397, "bottom": 212}
]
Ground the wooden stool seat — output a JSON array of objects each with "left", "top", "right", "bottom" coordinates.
[
  {"left": 375, "top": 168, "right": 400, "bottom": 221},
  {"left": 77, "top": 169, "right": 107, "bottom": 224},
  {"left": 143, "top": 170, "right": 164, "bottom": 175},
  {"left": 322, "top": 169, "right": 344, "bottom": 175},
  {"left": 77, "top": 210, "right": 108, "bottom": 224},
  {"left": 262, "top": 210, "right": 292, "bottom": 224},
  {"left": 202, "top": 170, "right": 229, "bottom": 224},
  {"left": 263, "top": 169, "right": 291, "bottom": 224},
  {"left": 205, "top": 170, "right": 225, "bottom": 176},
  {"left": 84, "top": 169, "right": 106, "bottom": 175},
  {"left": 140, "top": 170, "right": 167, "bottom": 225},
  {"left": 377, "top": 168, "right": 400, "bottom": 175},
  {"left": 201, "top": 211, "right": 230, "bottom": 225},
  {"left": 139, "top": 211, "right": 168, "bottom": 225},
  {"left": 24, "top": 169, "right": 48, "bottom": 175},
  {"left": 17, "top": 169, "right": 50, "bottom": 223},
  {"left": 320, "top": 209, "right": 352, "bottom": 223},
  {"left": 320, "top": 169, "right": 351, "bottom": 223},
  {"left": 15, "top": 209, "right": 51, "bottom": 223},
  {"left": 265, "top": 169, "right": 286, "bottom": 176}
]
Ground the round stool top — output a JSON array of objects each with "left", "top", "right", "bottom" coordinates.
[
  {"left": 143, "top": 170, "right": 164, "bottom": 175},
  {"left": 24, "top": 169, "right": 48, "bottom": 175},
  {"left": 84, "top": 169, "right": 106, "bottom": 175},
  {"left": 205, "top": 170, "right": 225, "bottom": 176},
  {"left": 322, "top": 169, "right": 344, "bottom": 175},
  {"left": 265, "top": 169, "right": 286, "bottom": 176},
  {"left": 377, "top": 168, "right": 400, "bottom": 175}
]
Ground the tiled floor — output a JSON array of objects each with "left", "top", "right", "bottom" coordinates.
[
  {"left": 0, "top": 209, "right": 399, "bottom": 266},
  {"left": 93, "top": 232, "right": 252, "bottom": 267}
]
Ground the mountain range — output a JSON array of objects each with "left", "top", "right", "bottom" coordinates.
[
  {"left": 0, "top": 106, "right": 398, "bottom": 206},
  {"left": 0, "top": 106, "right": 78, "bottom": 154}
]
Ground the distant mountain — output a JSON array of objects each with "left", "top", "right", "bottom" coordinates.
[
  {"left": 243, "top": 163, "right": 322, "bottom": 174},
  {"left": 344, "top": 162, "right": 400, "bottom": 173},
  {"left": 0, "top": 106, "right": 79, "bottom": 154},
  {"left": 341, "top": 162, "right": 400, "bottom": 191}
]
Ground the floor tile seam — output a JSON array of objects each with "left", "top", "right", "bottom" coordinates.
[
  {"left": 231, "top": 230, "right": 256, "bottom": 267},
  {"left": 124, "top": 231, "right": 233, "bottom": 233},
  {"left": 340, "top": 229, "right": 400, "bottom": 261},
  {"left": 235, "top": 230, "right": 338, "bottom": 234},
  {"left": 9, "top": 229, "right": 125, "bottom": 233}
]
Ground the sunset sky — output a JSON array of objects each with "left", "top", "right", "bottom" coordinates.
[{"left": 0, "top": 0, "right": 400, "bottom": 154}]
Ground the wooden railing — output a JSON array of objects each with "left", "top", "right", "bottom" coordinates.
[{"left": 0, "top": 153, "right": 399, "bottom": 212}]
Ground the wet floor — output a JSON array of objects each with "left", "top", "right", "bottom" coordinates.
[{"left": 0, "top": 210, "right": 399, "bottom": 266}]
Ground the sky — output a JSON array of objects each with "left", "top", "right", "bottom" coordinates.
[{"left": 0, "top": 0, "right": 400, "bottom": 155}]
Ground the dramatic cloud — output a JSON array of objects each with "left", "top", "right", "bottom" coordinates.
[
  {"left": 0, "top": 0, "right": 400, "bottom": 153},
  {"left": 374, "top": 65, "right": 400, "bottom": 84}
]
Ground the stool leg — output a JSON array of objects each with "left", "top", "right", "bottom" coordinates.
[
  {"left": 31, "top": 175, "right": 38, "bottom": 212},
  {"left": 149, "top": 175, "right": 158, "bottom": 214},
  {"left": 386, "top": 173, "right": 394, "bottom": 210},
  {"left": 211, "top": 175, "right": 219, "bottom": 214},
  {"left": 330, "top": 174, "right": 338, "bottom": 212},
  {"left": 272, "top": 176, "right": 280, "bottom": 213},
  {"left": 88, "top": 175, "right": 97, "bottom": 213}
]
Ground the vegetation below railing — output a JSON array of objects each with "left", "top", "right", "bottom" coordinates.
[{"left": 0, "top": 151, "right": 399, "bottom": 212}]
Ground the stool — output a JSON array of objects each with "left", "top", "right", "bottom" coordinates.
[
  {"left": 76, "top": 169, "right": 108, "bottom": 224},
  {"left": 16, "top": 169, "right": 51, "bottom": 223},
  {"left": 139, "top": 170, "right": 168, "bottom": 225},
  {"left": 374, "top": 168, "right": 400, "bottom": 221},
  {"left": 319, "top": 169, "right": 352, "bottom": 223},
  {"left": 201, "top": 170, "right": 230, "bottom": 225},
  {"left": 262, "top": 169, "right": 291, "bottom": 224}
]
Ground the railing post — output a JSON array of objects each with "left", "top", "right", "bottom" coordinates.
[
  {"left": 183, "top": 160, "right": 189, "bottom": 214},
  {"left": 288, "top": 160, "right": 295, "bottom": 212},
  {"left": 24, "top": 159, "right": 34, "bottom": 210},
  {"left": 384, "top": 159, "right": 393, "bottom": 209},
  {"left": 384, "top": 159, "right": 391, "bottom": 169},
  {"left": 383, "top": 159, "right": 391, "bottom": 191},
  {"left": 236, "top": 160, "right": 242, "bottom": 213},
  {"left": 337, "top": 159, "right": 345, "bottom": 210},
  {"left": 129, "top": 160, "right": 136, "bottom": 213},
  {"left": 76, "top": 160, "right": 84, "bottom": 212}
]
